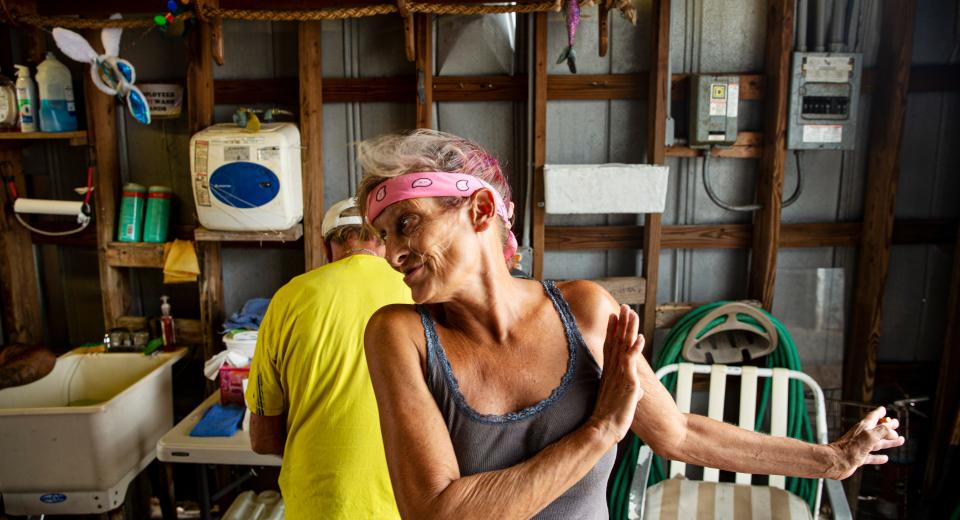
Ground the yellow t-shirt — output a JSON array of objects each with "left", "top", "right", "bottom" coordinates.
[{"left": 245, "top": 254, "right": 411, "bottom": 520}]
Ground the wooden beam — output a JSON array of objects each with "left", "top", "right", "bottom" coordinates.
[
  {"left": 187, "top": 16, "right": 215, "bottom": 135},
  {"left": 531, "top": 12, "right": 547, "bottom": 280},
  {"left": 415, "top": 13, "right": 433, "bottom": 129},
  {"left": 747, "top": 0, "right": 793, "bottom": 311},
  {"left": 593, "top": 276, "right": 645, "bottom": 306},
  {"left": 544, "top": 219, "right": 956, "bottom": 251},
  {"left": 198, "top": 242, "right": 223, "bottom": 363},
  {"left": 299, "top": 21, "right": 325, "bottom": 270},
  {"left": 641, "top": 0, "right": 669, "bottom": 357},
  {"left": 842, "top": 7, "right": 917, "bottom": 507},
  {"left": 666, "top": 131, "right": 763, "bottom": 159},
  {"left": 85, "top": 29, "right": 129, "bottom": 331},
  {"left": 434, "top": 75, "right": 523, "bottom": 101},
  {"left": 548, "top": 74, "right": 644, "bottom": 100},
  {"left": 188, "top": 13, "right": 221, "bottom": 369},
  {"left": 0, "top": 131, "right": 87, "bottom": 145},
  {"left": 194, "top": 224, "right": 303, "bottom": 242},
  {"left": 863, "top": 64, "right": 960, "bottom": 94},
  {"left": 671, "top": 73, "right": 764, "bottom": 101},
  {"left": 209, "top": 64, "right": 959, "bottom": 107},
  {"left": 0, "top": 145, "right": 43, "bottom": 345},
  {"left": 104, "top": 242, "right": 166, "bottom": 268},
  {"left": 598, "top": 4, "right": 609, "bottom": 57},
  {"left": 924, "top": 228, "right": 960, "bottom": 498}
]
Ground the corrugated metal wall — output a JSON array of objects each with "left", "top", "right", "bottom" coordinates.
[{"left": 20, "top": 1, "right": 960, "bottom": 381}]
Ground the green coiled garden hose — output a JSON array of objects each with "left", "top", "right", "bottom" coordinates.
[{"left": 607, "top": 301, "right": 817, "bottom": 519}]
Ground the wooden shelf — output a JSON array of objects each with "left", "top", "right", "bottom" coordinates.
[
  {"left": 0, "top": 130, "right": 87, "bottom": 146},
  {"left": 105, "top": 242, "right": 166, "bottom": 268},
  {"left": 116, "top": 315, "right": 204, "bottom": 345},
  {"left": 194, "top": 224, "right": 303, "bottom": 242}
]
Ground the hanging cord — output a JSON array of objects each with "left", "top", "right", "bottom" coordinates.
[{"left": 702, "top": 148, "right": 804, "bottom": 212}]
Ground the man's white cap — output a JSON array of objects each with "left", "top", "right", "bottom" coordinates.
[{"left": 321, "top": 198, "right": 364, "bottom": 238}]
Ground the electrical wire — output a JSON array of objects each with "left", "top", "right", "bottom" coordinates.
[
  {"left": 783, "top": 150, "right": 805, "bottom": 208},
  {"left": 701, "top": 148, "right": 804, "bottom": 212},
  {"left": 702, "top": 151, "right": 761, "bottom": 212},
  {"left": 607, "top": 302, "right": 818, "bottom": 518},
  {"left": 14, "top": 213, "right": 90, "bottom": 236}
]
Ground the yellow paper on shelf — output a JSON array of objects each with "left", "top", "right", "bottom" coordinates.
[{"left": 163, "top": 239, "right": 200, "bottom": 284}]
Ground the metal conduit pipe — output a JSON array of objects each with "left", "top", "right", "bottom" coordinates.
[
  {"left": 814, "top": 0, "right": 827, "bottom": 51},
  {"left": 797, "top": 0, "right": 809, "bottom": 52},
  {"left": 847, "top": 0, "right": 861, "bottom": 51},
  {"left": 829, "top": 0, "right": 846, "bottom": 52}
]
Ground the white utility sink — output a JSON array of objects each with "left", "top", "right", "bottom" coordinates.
[{"left": 0, "top": 349, "right": 185, "bottom": 515}]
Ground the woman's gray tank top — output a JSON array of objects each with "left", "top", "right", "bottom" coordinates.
[{"left": 417, "top": 280, "right": 615, "bottom": 519}]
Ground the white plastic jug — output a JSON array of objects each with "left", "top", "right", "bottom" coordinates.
[{"left": 36, "top": 52, "right": 77, "bottom": 132}]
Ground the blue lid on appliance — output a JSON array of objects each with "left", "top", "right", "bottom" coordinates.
[{"left": 209, "top": 162, "right": 280, "bottom": 208}]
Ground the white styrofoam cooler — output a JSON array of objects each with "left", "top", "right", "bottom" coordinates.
[
  {"left": 543, "top": 163, "right": 669, "bottom": 214},
  {"left": 0, "top": 349, "right": 185, "bottom": 515},
  {"left": 190, "top": 123, "right": 303, "bottom": 231}
]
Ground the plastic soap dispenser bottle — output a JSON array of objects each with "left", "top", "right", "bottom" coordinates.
[
  {"left": 0, "top": 70, "right": 18, "bottom": 130},
  {"left": 160, "top": 295, "right": 176, "bottom": 351},
  {"left": 36, "top": 52, "right": 77, "bottom": 132},
  {"left": 14, "top": 65, "right": 37, "bottom": 132}
]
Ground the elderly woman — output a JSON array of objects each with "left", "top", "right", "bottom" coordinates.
[{"left": 358, "top": 130, "right": 903, "bottom": 519}]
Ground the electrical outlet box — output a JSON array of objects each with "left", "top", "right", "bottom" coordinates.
[
  {"left": 689, "top": 75, "right": 739, "bottom": 148},
  {"left": 787, "top": 52, "right": 862, "bottom": 150}
]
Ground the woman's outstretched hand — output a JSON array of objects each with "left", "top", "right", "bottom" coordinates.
[
  {"left": 589, "top": 304, "right": 645, "bottom": 444},
  {"left": 828, "top": 406, "right": 906, "bottom": 480}
]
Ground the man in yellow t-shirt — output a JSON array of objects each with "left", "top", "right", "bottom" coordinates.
[{"left": 245, "top": 197, "right": 411, "bottom": 519}]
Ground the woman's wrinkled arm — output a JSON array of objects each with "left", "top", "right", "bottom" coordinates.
[
  {"left": 364, "top": 304, "right": 641, "bottom": 520},
  {"left": 627, "top": 331, "right": 902, "bottom": 480},
  {"left": 570, "top": 281, "right": 903, "bottom": 482}
]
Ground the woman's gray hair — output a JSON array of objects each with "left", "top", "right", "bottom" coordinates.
[{"left": 355, "top": 129, "right": 512, "bottom": 221}]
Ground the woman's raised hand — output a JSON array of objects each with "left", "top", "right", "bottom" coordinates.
[
  {"left": 589, "top": 304, "right": 645, "bottom": 444},
  {"left": 827, "top": 406, "right": 906, "bottom": 479}
]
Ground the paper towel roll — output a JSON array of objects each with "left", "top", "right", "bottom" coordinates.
[{"left": 13, "top": 198, "right": 84, "bottom": 216}]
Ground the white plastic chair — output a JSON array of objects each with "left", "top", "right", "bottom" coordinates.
[{"left": 630, "top": 363, "right": 852, "bottom": 520}]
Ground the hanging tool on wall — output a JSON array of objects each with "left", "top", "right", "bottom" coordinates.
[
  {"left": 52, "top": 14, "right": 152, "bottom": 125},
  {"left": 556, "top": 0, "right": 581, "bottom": 73},
  {"left": 2, "top": 148, "right": 95, "bottom": 237}
]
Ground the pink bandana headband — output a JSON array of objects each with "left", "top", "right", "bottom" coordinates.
[{"left": 365, "top": 172, "right": 518, "bottom": 264}]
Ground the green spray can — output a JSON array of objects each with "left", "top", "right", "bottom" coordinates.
[
  {"left": 117, "top": 183, "right": 146, "bottom": 242},
  {"left": 143, "top": 185, "right": 172, "bottom": 243}
]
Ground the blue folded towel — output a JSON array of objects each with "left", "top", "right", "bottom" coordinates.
[
  {"left": 190, "top": 404, "right": 246, "bottom": 437},
  {"left": 222, "top": 297, "right": 271, "bottom": 331}
]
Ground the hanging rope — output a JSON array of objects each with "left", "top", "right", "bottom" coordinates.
[
  {"left": 4, "top": 0, "right": 561, "bottom": 29},
  {"left": 407, "top": 1, "right": 560, "bottom": 14},
  {"left": 4, "top": 11, "right": 194, "bottom": 29},
  {"left": 196, "top": 4, "right": 399, "bottom": 21}
]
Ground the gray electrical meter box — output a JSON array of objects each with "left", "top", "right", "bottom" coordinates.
[
  {"left": 690, "top": 75, "right": 739, "bottom": 148},
  {"left": 787, "top": 53, "right": 862, "bottom": 150}
]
